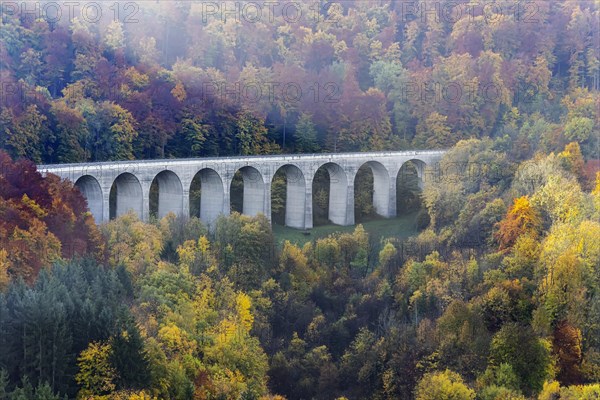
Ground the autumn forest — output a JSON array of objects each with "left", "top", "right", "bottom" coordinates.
[{"left": 0, "top": 0, "right": 599, "bottom": 399}]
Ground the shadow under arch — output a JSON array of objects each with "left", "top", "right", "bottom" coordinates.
[
  {"left": 402, "top": 159, "right": 427, "bottom": 189},
  {"left": 150, "top": 170, "right": 184, "bottom": 219},
  {"left": 109, "top": 172, "right": 143, "bottom": 220},
  {"left": 75, "top": 175, "right": 103, "bottom": 223},
  {"left": 396, "top": 159, "right": 427, "bottom": 216},
  {"left": 190, "top": 168, "right": 225, "bottom": 226},
  {"left": 230, "top": 166, "right": 265, "bottom": 217},
  {"left": 312, "top": 162, "right": 351, "bottom": 226},
  {"left": 354, "top": 160, "right": 391, "bottom": 220},
  {"left": 271, "top": 164, "right": 307, "bottom": 229}
]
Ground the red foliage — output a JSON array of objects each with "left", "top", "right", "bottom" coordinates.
[
  {"left": 0, "top": 151, "right": 104, "bottom": 283},
  {"left": 583, "top": 160, "right": 600, "bottom": 190},
  {"left": 553, "top": 320, "right": 584, "bottom": 386}
]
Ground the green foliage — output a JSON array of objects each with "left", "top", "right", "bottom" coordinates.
[
  {"left": 0, "top": 260, "right": 129, "bottom": 397},
  {"left": 396, "top": 161, "right": 424, "bottom": 216},
  {"left": 294, "top": 113, "right": 319, "bottom": 153},
  {"left": 478, "top": 385, "right": 525, "bottom": 400},
  {"left": 158, "top": 214, "right": 208, "bottom": 263},
  {"left": 110, "top": 313, "right": 151, "bottom": 390},
  {"left": 234, "top": 110, "right": 273, "bottom": 155},
  {"left": 423, "top": 139, "right": 513, "bottom": 232},
  {"left": 564, "top": 117, "right": 594, "bottom": 142},
  {"left": 538, "top": 220, "right": 600, "bottom": 328},
  {"left": 104, "top": 21, "right": 125, "bottom": 52},
  {"left": 278, "top": 241, "right": 316, "bottom": 295},
  {"left": 0, "top": 369, "right": 8, "bottom": 399},
  {"left": 489, "top": 324, "right": 554, "bottom": 395},
  {"left": 436, "top": 301, "right": 491, "bottom": 379},
  {"left": 270, "top": 174, "right": 287, "bottom": 225},
  {"left": 214, "top": 213, "right": 274, "bottom": 290},
  {"left": 414, "top": 112, "right": 455, "bottom": 149},
  {"left": 477, "top": 363, "right": 521, "bottom": 395},
  {"left": 1, "top": 105, "right": 46, "bottom": 163},
  {"left": 178, "top": 115, "right": 208, "bottom": 157},
  {"left": 91, "top": 101, "right": 138, "bottom": 161}
]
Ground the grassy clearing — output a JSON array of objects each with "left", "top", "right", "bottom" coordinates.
[{"left": 272, "top": 211, "right": 421, "bottom": 249}]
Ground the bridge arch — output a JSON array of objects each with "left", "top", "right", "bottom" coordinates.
[
  {"left": 354, "top": 161, "right": 391, "bottom": 220},
  {"left": 401, "top": 159, "right": 427, "bottom": 188},
  {"left": 150, "top": 170, "right": 184, "bottom": 219},
  {"left": 312, "top": 162, "right": 351, "bottom": 226},
  {"left": 271, "top": 164, "right": 306, "bottom": 229},
  {"left": 231, "top": 166, "right": 265, "bottom": 217},
  {"left": 190, "top": 168, "right": 224, "bottom": 226},
  {"left": 110, "top": 172, "right": 143, "bottom": 220},
  {"left": 74, "top": 175, "right": 103, "bottom": 224}
]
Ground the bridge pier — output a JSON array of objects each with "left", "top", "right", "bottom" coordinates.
[
  {"left": 222, "top": 180, "right": 231, "bottom": 218},
  {"left": 182, "top": 188, "right": 190, "bottom": 219},
  {"left": 141, "top": 181, "right": 151, "bottom": 221},
  {"left": 388, "top": 177, "right": 397, "bottom": 218},
  {"left": 344, "top": 182, "right": 355, "bottom": 226},
  {"left": 102, "top": 191, "right": 110, "bottom": 223},
  {"left": 284, "top": 177, "right": 305, "bottom": 229},
  {"left": 264, "top": 180, "right": 272, "bottom": 222},
  {"left": 325, "top": 163, "right": 352, "bottom": 226},
  {"left": 304, "top": 185, "right": 313, "bottom": 230}
]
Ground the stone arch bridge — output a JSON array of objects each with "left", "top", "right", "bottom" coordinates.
[{"left": 38, "top": 150, "right": 445, "bottom": 230}]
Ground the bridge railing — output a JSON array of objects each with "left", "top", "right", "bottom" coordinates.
[{"left": 37, "top": 149, "right": 448, "bottom": 171}]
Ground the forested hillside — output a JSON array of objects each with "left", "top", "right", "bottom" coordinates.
[
  {"left": 1, "top": 1, "right": 600, "bottom": 399},
  {"left": 0, "top": 1, "right": 598, "bottom": 161},
  {"left": 1, "top": 139, "right": 599, "bottom": 399}
]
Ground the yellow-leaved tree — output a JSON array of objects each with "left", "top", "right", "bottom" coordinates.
[
  {"left": 558, "top": 142, "right": 585, "bottom": 179},
  {"left": 531, "top": 175, "right": 586, "bottom": 225},
  {"left": 102, "top": 211, "right": 163, "bottom": 279},
  {"left": 236, "top": 292, "right": 254, "bottom": 333},
  {"left": 201, "top": 289, "right": 269, "bottom": 399},
  {"left": 0, "top": 249, "right": 9, "bottom": 291},
  {"left": 415, "top": 369, "right": 475, "bottom": 400},
  {"left": 75, "top": 341, "right": 116, "bottom": 399},
  {"left": 176, "top": 235, "right": 216, "bottom": 275},
  {"left": 538, "top": 220, "right": 600, "bottom": 326},
  {"left": 593, "top": 171, "right": 600, "bottom": 221},
  {"left": 278, "top": 241, "right": 317, "bottom": 295}
]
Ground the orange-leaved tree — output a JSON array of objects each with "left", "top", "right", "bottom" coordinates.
[{"left": 495, "top": 196, "right": 542, "bottom": 250}]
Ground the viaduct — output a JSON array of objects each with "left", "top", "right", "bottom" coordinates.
[{"left": 38, "top": 150, "right": 445, "bottom": 230}]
